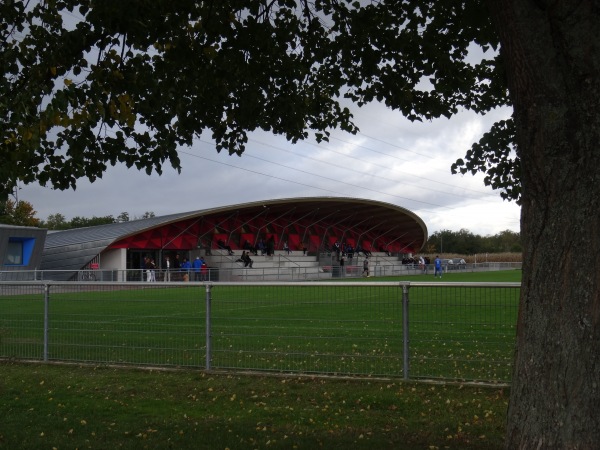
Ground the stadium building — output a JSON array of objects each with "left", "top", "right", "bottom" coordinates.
[{"left": 39, "top": 197, "right": 428, "bottom": 281}]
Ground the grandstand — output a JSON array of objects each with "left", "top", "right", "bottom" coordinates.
[{"left": 39, "top": 197, "right": 427, "bottom": 281}]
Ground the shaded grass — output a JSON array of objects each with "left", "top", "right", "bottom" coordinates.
[{"left": 0, "top": 362, "right": 507, "bottom": 450}]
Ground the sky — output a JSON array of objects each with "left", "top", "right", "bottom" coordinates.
[{"left": 18, "top": 101, "right": 520, "bottom": 237}]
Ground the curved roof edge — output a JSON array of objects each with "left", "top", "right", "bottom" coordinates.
[{"left": 41, "top": 197, "right": 428, "bottom": 271}]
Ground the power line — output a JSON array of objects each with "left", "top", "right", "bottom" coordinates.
[
  {"left": 183, "top": 145, "right": 452, "bottom": 208},
  {"left": 247, "top": 136, "right": 496, "bottom": 199}
]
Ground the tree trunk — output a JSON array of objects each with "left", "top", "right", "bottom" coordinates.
[{"left": 485, "top": 0, "right": 600, "bottom": 448}]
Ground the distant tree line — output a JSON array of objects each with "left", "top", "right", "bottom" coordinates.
[
  {"left": 424, "top": 229, "right": 522, "bottom": 255},
  {"left": 0, "top": 199, "right": 154, "bottom": 230}
]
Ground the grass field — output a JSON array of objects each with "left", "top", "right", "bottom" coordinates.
[
  {"left": 0, "top": 272, "right": 519, "bottom": 449},
  {"left": 0, "top": 362, "right": 509, "bottom": 450},
  {"left": 1, "top": 270, "right": 521, "bottom": 383}
]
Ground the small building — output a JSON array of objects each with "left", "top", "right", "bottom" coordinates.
[{"left": 0, "top": 224, "right": 47, "bottom": 279}]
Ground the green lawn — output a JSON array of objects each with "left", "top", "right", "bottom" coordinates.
[
  {"left": 0, "top": 271, "right": 521, "bottom": 382},
  {"left": 0, "top": 273, "right": 518, "bottom": 449},
  {"left": 0, "top": 362, "right": 508, "bottom": 450}
]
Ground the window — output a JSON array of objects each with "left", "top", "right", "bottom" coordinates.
[{"left": 4, "top": 237, "right": 36, "bottom": 266}]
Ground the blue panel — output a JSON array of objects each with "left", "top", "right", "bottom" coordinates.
[{"left": 22, "top": 238, "right": 36, "bottom": 265}]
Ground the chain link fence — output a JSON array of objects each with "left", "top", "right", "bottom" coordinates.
[{"left": 0, "top": 281, "right": 519, "bottom": 382}]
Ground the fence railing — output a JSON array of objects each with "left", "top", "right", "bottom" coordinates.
[
  {"left": 0, "top": 281, "right": 519, "bottom": 383},
  {"left": 0, "top": 262, "right": 522, "bottom": 282}
]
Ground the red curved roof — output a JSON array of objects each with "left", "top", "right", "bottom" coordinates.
[{"left": 108, "top": 197, "right": 428, "bottom": 254}]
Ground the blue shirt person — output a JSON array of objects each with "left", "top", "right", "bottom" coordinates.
[
  {"left": 434, "top": 256, "right": 442, "bottom": 278},
  {"left": 192, "top": 256, "right": 202, "bottom": 281}
]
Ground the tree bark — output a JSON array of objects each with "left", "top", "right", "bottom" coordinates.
[{"left": 485, "top": 0, "right": 600, "bottom": 448}]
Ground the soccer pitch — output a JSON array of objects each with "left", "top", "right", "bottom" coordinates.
[{"left": 0, "top": 270, "right": 521, "bottom": 382}]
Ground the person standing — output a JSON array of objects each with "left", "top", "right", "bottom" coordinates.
[
  {"left": 418, "top": 255, "right": 426, "bottom": 274},
  {"left": 434, "top": 255, "right": 442, "bottom": 278},
  {"left": 200, "top": 258, "right": 208, "bottom": 281},
  {"left": 181, "top": 258, "right": 191, "bottom": 281},
  {"left": 192, "top": 256, "right": 202, "bottom": 281},
  {"left": 339, "top": 254, "right": 345, "bottom": 277},
  {"left": 362, "top": 257, "right": 369, "bottom": 277},
  {"left": 147, "top": 257, "right": 156, "bottom": 282},
  {"left": 174, "top": 254, "right": 181, "bottom": 281},
  {"left": 164, "top": 256, "right": 171, "bottom": 281},
  {"left": 267, "top": 236, "right": 275, "bottom": 256}
]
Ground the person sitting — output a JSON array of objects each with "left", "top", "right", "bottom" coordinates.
[
  {"left": 217, "top": 239, "right": 234, "bottom": 255},
  {"left": 257, "top": 239, "right": 266, "bottom": 255},
  {"left": 243, "top": 240, "right": 258, "bottom": 255},
  {"left": 346, "top": 244, "right": 354, "bottom": 259},
  {"left": 283, "top": 241, "right": 291, "bottom": 255},
  {"left": 198, "top": 239, "right": 212, "bottom": 256},
  {"left": 242, "top": 251, "right": 253, "bottom": 268},
  {"left": 359, "top": 245, "right": 371, "bottom": 257},
  {"left": 379, "top": 244, "right": 391, "bottom": 257}
]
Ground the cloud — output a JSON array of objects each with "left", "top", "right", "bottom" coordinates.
[{"left": 19, "top": 102, "right": 519, "bottom": 236}]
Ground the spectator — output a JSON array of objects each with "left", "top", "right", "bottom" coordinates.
[
  {"left": 243, "top": 240, "right": 258, "bottom": 255},
  {"left": 283, "top": 240, "right": 291, "bottom": 255},
  {"left": 200, "top": 259, "right": 209, "bottom": 281},
  {"left": 300, "top": 242, "right": 308, "bottom": 255},
  {"left": 346, "top": 244, "right": 354, "bottom": 260},
  {"left": 418, "top": 255, "right": 426, "bottom": 273},
  {"left": 267, "top": 236, "right": 275, "bottom": 256},
  {"left": 163, "top": 256, "right": 171, "bottom": 282},
  {"left": 242, "top": 251, "right": 253, "bottom": 268},
  {"left": 217, "top": 239, "right": 234, "bottom": 255},
  {"left": 199, "top": 239, "right": 212, "bottom": 256},
  {"left": 173, "top": 253, "right": 182, "bottom": 281},
  {"left": 145, "top": 256, "right": 156, "bottom": 282},
  {"left": 181, "top": 258, "right": 191, "bottom": 281},
  {"left": 192, "top": 256, "right": 202, "bottom": 281},
  {"left": 258, "top": 239, "right": 266, "bottom": 255}
]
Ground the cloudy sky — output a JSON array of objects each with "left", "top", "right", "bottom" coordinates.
[{"left": 19, "top": 101, "right": 519, "bottom": 237}]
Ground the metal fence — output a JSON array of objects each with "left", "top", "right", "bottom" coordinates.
[
  {"left": 0, "top": 281, "right": 519, "bottom": 383},
  {"left": 0, "top": 261, "right": 522, "bottom": 282}
]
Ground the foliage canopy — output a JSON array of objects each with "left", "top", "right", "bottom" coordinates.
[{"left": 1, "top": 0, "right": 517, "bottom": 200}]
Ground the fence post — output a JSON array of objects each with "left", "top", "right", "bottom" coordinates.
[
  {"left": 43, "top": 284, "right": 50, "bottom": 362},
  {"left": 205, "top": 283, "right": 212, "bottom": 370},
  {"left": 402, "top": 283, "right": 410, "bottom": 380}
]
